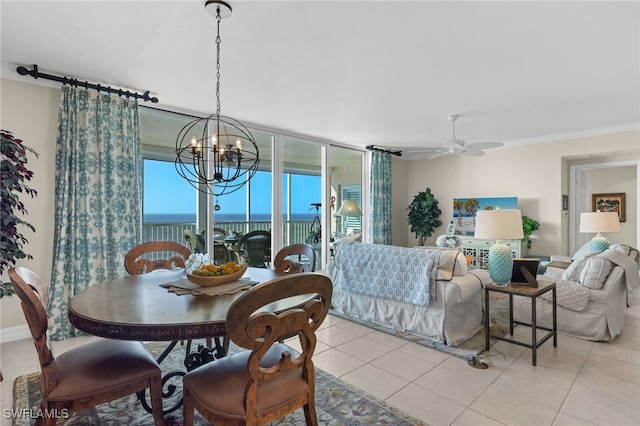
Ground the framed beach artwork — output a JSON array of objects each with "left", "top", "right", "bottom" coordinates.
[
  {"left": 452, "top": 196, "right": 518, "bottom": 236},
  {"left": 592, "top": 192, "right": 625, "bottom": 222}
]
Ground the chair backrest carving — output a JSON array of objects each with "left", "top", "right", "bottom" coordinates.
[
  {"left": 274, "top": 243, "right": 316, "bottom": 273},
  {"left": 225, "top": 273, "right": 332, "bottom": 403},
  {"left": 9, "top": 267, "right": 58, "bottom": 396},
  {"left": 124, "top": 241, "right": 191, "bottom": 275}
]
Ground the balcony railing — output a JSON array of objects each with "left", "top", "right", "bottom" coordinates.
[{"left": 142, "top": 220, "right": 316, "bottom": 248}]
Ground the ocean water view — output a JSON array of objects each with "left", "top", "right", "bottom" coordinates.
[{"left": 143, "top": 213, "right": 318, "bottom": 224}]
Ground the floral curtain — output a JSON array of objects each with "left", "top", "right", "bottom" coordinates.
[
  {"left": 368, "top": 150, "right": 392, "bottom": 245},
  {"left": 48, "top": 86, "right": 142, "bottom": 340}
]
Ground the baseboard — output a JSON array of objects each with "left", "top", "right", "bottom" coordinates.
[{"left": 0, "top": 325, "right": 30, "bottom": 343}]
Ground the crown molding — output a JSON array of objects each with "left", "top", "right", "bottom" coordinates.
[{"left": 503, "top": 124, "right": 640, "bottom": 147}]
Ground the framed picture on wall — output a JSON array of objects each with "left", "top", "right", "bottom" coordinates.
[
  {"left": 592, "top": 192, "right": 625, "bottom": 222},
  {"left": 452, "top": 196, "right": 518, "bottom": 236}
]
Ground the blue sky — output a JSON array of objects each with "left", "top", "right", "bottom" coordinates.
[{"left": 143, "top": 160, "right": 321, "bottom": 215}]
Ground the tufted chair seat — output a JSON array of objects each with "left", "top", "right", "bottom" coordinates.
[{"left": 184, "top": 344, "right": 308, "bottom": 420}]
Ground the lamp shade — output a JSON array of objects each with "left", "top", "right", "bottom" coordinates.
[
  {"left": 474, "top": 209, "right": 524, "bottom": 284},
  {"left": 579, "top": 212, "right": 621, "bottom": 233},
  {"left": 337, "top": 200, "right": 362, "bottom": 217},
  {"left": 474, "top": 209, "right": 524, "bottom": 240},
  {"left": 579, "top": 211, "right": 620, "bottom": 252}
]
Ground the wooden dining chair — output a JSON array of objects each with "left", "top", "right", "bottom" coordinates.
[
  {"left": 231, "top": 230, "right": 271, "bottom": 268},
  {"left": 273, "top": 243, "right": 317, "bottom": 274},
  {"left": 9, "top": 267, "right": 164, "bottom": 426},
  {"left": 125, "top": 241, "right": 224, "bottom": 352},
  {"left": 124, "top": 240, "right": 191, "bottom": 275},
  {"left": 182, "top": 273, "right": 332, "bottom": 426}
]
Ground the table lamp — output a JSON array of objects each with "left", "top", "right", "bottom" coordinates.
[
  {"left": 579, "top": 211, "right": 620, "bottom": 252},
  {"left": 474, "top": 209, "right": 524, "bottom": 285},
  {"left": 336, "top": 199, "right": 362, "bottom": 235}
]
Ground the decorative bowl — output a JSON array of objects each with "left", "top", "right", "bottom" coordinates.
[
  {"left": 436, "top": 234, "right": 461, "bottom": 248},
  {"left": 186, "top": 263, "right": 248, "bottom": 287}
]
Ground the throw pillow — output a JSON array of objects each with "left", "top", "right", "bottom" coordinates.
[
  {"left": 417, "top": 246, "right": 467, "bottom": 279},
  {"left": 579, "top": 256, "right": 615, "bottom": 290},
  {"left": 572, "top": 240, "right": 618, "bottom": 260},
  {"left": 561, "top": 253, "right": 596, "bottom": 282},
  {"left": 608, "top": 243, "right": 630, "bottom": 256}
]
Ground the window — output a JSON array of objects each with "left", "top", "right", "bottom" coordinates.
[
  {"left": 142, "top": 158, "right": 198, "bottom": 243},
  {"left": 139, "top": 106, "right": 365, "bottom": 269},
  {"left": 341, "top": 184, "right": 362, "bottom": 235}
]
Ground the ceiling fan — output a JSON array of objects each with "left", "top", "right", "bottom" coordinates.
[{"left": 410, "top": 115, "right": 504, "bottom": 160}]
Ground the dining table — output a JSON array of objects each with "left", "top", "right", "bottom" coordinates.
[{"left": 68, "top": 266, "right": 311, "bottom": 413}]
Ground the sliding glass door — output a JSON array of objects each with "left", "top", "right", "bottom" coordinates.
[
  {"left": 280, "top": 136, "right": 323, "bottom": 270},
  {"left": 211, "top": 131, "right": 273, "bottom": 236},
  {"left": 139, "top": 106, "right": 366, "bottom": 270},
  {"left": 329, "top": 147, "right": 365, "bottom": 244}
]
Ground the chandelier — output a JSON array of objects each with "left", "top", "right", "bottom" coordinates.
[{"left": 175, "top": 0, "right": 259, "bottom": 196}]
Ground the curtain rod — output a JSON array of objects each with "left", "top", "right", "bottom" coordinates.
[
  {"left": 16, "top": 64, "right": 159, "bottom": 103},
  {"left": 366, "top": 145, "right": 402, "bottom": 157}
]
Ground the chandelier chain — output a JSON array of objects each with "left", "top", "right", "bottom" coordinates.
[
  {"left": 215, "top": 8, "right": 222, "bottom": 117},
  {"left": 175, "top": 1, "right": 260, "bottom": 196}
]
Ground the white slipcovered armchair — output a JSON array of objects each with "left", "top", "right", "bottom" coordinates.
[{"left": 513, "top": 243, "right": 639, "bottom": 341}]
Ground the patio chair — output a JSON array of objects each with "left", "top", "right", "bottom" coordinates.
[
  {"left": 182, "top": 273, "right": 332, "bottom": 426},
  {"left": 9, "top": 267, "right": 164, "bottom": 426},
  {"left": 183, "top": 229, "right": 206, "bottom": 253},
  {"left": 274, "top": 243, "right": 317, "bottom": 273},
  {"left": 231, "top": 230, "right": 271, "bottom": 268}
]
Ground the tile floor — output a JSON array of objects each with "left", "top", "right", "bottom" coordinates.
[{"left": 2, "top": 298, "right": 639, "bottom": 426}]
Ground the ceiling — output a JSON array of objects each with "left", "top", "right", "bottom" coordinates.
[{"left": 2, "top": 1, "right": 639, "bottom": 159}]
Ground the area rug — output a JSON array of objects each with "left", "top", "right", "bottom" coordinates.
[
  {"left": 12, "top": 340, "right": 424, "bottom": 426},
  {"left": 329, "top": 291, "right": 511, "bottom": 361}
]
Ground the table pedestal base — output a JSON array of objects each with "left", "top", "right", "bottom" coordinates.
[{"left": 138, "top": 337, "right": 228, "bottom": 414}]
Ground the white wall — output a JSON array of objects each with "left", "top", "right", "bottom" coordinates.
[
  {"left": 399, "top": 131, "right": 639, "bottom": 255},
  {"left": 1, "top": 78, "right": 59, "bottom": 332}
]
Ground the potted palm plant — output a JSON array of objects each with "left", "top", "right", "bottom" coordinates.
[{"left": 1, "top": 130, "right": 39, "bottom": 298}]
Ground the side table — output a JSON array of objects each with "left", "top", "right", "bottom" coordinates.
[{"left": 485, "top": 279, "right": 557, "bottom": 366}]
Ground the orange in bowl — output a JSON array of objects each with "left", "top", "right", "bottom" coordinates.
[{"left": 186, "top": 263, "right": 248, "bottom": 287}]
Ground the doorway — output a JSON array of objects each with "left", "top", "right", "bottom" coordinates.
[{"left": 569, "top": 160, "right": 639, "bottom": 254}]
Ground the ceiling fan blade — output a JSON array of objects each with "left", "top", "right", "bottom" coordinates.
[
  {"left": 407, "top": 148, "right": 447, "bottom": 153},
  {"left": 427, "top": 151, "right": 453, "bottom": 160},
  {"left": 465, "top": 142, "right": 504, "bottom": 150},
  {"left": 442, "top": 138, "right": 465, "bottom": 150},
  {"left": 460, "top": 149, "right": 485, "bottom": 157}
]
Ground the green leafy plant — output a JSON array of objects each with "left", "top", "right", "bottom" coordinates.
[
  {"left": 1, "top": 130, "right": 39, "bottom": 298},
  {"left": 407, "top": 187, "right": 442, "bottom": 246},
  {"left": 521, "top": 215, "right": 540, "bottom": 249}
]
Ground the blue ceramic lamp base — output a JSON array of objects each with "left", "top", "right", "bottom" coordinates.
[
  {"left": 589, "top": 233, "right": 610, "bottom": 252},
  {"left": 489, "top": 241, "right": 513, "bottom": 285}
]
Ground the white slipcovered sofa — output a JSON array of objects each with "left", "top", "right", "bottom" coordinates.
[
  {"left": 513, "top": 243, "right": 639, "bottom": 341},
  {"left": 326, "top": 241, "right": 491, "bottom": 346}
]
